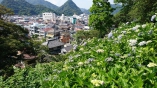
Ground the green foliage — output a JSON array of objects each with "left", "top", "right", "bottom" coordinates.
[
  {"left": 73, "top": 30, "right": 100, "bottom": 44},
  {"left": 114, "top": 0, "right": 157, "bottom": 24},
  {"left": 1, "top": 22, "right": 157, "bottom": 87},
  {"left": 57, "top": 0, "right": 83, "bottom": 16},
  {"left": 0, "top": 19, "right": 39, "bottom": 71},
  {"left": 89, "top": 0, "right": 114, "bottom": 37},
  {"left": 0, "top": 5, "right": 14, "bottom": 20},
  {"left": 1, "top": 0, "right": 59, "bottom": 15}
]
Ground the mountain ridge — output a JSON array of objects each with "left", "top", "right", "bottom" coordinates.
[
  {"left": 25, "top": 0, "right": 58, "bottom": 10},
  {"left": 57, "top": 0, "right": 83, "bottom": 16},
  {"left": 1, "top": 0, "right": 59, "bottom": 15}
]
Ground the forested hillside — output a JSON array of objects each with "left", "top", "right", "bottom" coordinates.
[
  {"left": 1, "top": 0, "right": 58, "bottom": 15},
  {"left": 25, "top": 0, "right": 58, "bottom": 10},
  {"left": 57, "top": 0, "right": 83, "bottom": 16}
]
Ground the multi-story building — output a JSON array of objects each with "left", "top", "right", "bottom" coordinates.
[{"left": 42, "top": 12, "right": 56, "bottom": 22}]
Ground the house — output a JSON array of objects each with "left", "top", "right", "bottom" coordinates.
[
  {"left": 47, "top": 39, "right": 64, "bottom": 55},
  {"left": 60, "top": 31, "right": 71, "bottom": 43}
]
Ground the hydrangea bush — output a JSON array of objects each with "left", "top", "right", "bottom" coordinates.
[{"left": 1, "top": 23, "right": 157, "bottom": 87}]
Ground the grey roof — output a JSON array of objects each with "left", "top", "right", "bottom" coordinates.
[
  {"left": 64, "top": 45, "right": 73, "bottom": 52},
  {"left": 47, "top": 39, "right": 64, "bottom": 48}
]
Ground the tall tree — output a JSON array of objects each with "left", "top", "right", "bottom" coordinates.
[
  {"left": 0, "top": 5, "right": 14, "bottom": 21},
  {"left": 89, "top": 0, "right": 114, "bottom": 37}
]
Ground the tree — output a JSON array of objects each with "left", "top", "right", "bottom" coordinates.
[
  {"left": 0, "top": 5, "right": 14, "bottom": 21},
  {"left": 89, "top": 0, "right": 114, "bottom": 37},
  {"left": 114, "top": 0, "right": 157, "bottom": 24},
  {"left": 0, "top": 20, "right": 31, "bottom": 68},
  {"left": 74, "top": 30, "right": 100, "bottom": 44}
]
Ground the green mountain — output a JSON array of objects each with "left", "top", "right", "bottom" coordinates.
[
  {"left": 1, "top": 0, "right": 58, "bottom": 15},
  {"left": 80, "top": 8, "right": 90, "bottom": 14},
  {"left": 57, "top": 0, "right": 83, "bottom": 16},
  {"left": 80, "top": 4, "right": 122, "bottom": 15},
  {"left": 25, "top": 0, "right": 58, "bottom": 10},
  {"left": 111, "top": 4, "right": 122, "bottom": 14}
]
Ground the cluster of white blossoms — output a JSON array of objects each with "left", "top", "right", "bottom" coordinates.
[
  {"left": 91, "top": 79, "right": 104, "bottom": 87},
  {"left": 142, "top": 24, "right": 147, "bottom": 28},
  {"left": 96, "top": 49, "right": 104, "bottom": 53},
  {"left": 108, "top": 31, "right": 113, "bottom": 38},
  {"left": 118, "top": 34, "right": 123, "bottom": 40},
  {"left": 138, "top": 40, "right": 152, "bottom": 46},
  {"left": 79, "top": 48, "right": 84, "bottom": 51},
  {"left": 105, "top": 57, "right": 114, "bottom": 62},
  {"left": 138, "top": 41, "right": 147, "bottom": 46},
  {"left": 129, "top": 39, "right": 137, "bottom": 46},
  {"left": 78, "top": 62, "right": 84, "bottom": 66},
  {"left": 132, "top": 25, "right": 140, "bottom": 30},
  {"left": 147, "top": 62, "right": 157, "bottom": 67}
]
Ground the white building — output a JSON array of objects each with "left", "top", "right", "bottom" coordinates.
[
  {"left": 42, "top": 12, "right": 56, "bottom": 21},
  {"left": 60, "top": 14, "right": 65, "bottom": 22}
]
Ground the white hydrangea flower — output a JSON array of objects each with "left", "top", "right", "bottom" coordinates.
[
  {"left": 132, "top": 46, "right": 136, "bottom": 52},
  {"left": 132, "top": 25, "right": 140, "bottom": 30},
  {"left": 121, "top": 31, "right": 126, "bottom": 34},
  {"left": 78, "top": 62, "right": 84, "bottom": 66},
  {"left": 129, "top": 39, "right": 137, "bottom": 46},
  {"left": 96, "top": 49, "right": 104, "bottom": 53},
  {"left": 126, "top": 22, "right": 129, "bottom": 25},
  {"left": 108, "top": 31, "right": 113, "bottom": 38},
  {"left": 105, "top": 57, "right": 114, "bottom": 62},
  {"left": 138, "top": 41, "right": 147, "bottom": 46},
  {"left": 118, "top": 34, "right": 123, "bottom": 40},
  {"left": 147, "top": 62, "right": 157, "bottom": 67},
  {"left": 142, "top": 24, "right": 146, "bottom": 28},
  {"left": 91, "top": 79, "right": 104, "bottom": 87},
  {"left": 80, "top": 48, "right": 84, "bottom": 51}
]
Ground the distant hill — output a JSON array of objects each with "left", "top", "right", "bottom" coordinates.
[
  {"left": 80, "top": 4, "right": 122, "bottom": 15},
  {"left": 57, "top": 0, "right": 83, "bottom": 16},
  {"left": 80, "top": 8, "right": 90, "bottom": 15},
  {"left": 111, "top": 4, "right": 122, "bottom": 14},
  {"left": 25, "top": 0, "right": 58, "bottom": 10},
  {"left": 1, "top": 0, "right": 59, "bottom": 15}
]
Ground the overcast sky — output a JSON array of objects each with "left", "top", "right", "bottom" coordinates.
[{"left": 45, "top": 0, "right": 114, "bottom": 9}]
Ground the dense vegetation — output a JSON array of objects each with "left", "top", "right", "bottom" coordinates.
[
  {"left": 1, "top": 0, "right": 58, "bottom": 15},
  {"left": 89, "top": 0, "right": 114, "bottom": 37},
  {"left": 73, "top": 30, "right": 99, "bottom": 44},
  {"left": 1, "top": 0, "right": 157, "bottom": 87},
  {"left": 25, "top": 0, "right": 59, "bottom": 10},
  {"left": 114, "top": 0, "right": 157, "bottom": 24},
  {"left": 58, "top": 0, "right": 83, "bottom": 16},
  {"left": 0, "top": 19, "right": 34, "bottom": 78},
  {"left": 0, "top": 5, "right": 43, "bottom": 78},
  {"left": 1, "top": 22, "right": 157, "bottom": 87}
]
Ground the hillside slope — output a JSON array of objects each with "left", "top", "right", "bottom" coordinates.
[
  {"left": 57, "top": 0, "right": 83, "bottom": 16},
  {"left": 25, "top": 0, "right": 58, "bottom": 10},
  {"left": 1, "top": 0, "right": 58, "bottom": 15},
  {"left": 1, "top": 22, "right": 157, "bottom": 87}
]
